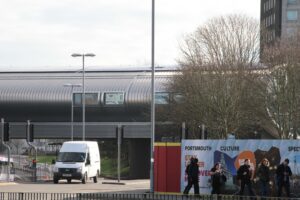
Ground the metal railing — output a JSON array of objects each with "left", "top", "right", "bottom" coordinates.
[{"left": 0, "top": 193, "right": 298, "bottom": 200}]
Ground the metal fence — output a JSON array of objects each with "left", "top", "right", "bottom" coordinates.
[{"left": 0, "top": 193, "right": 298, "bottom": 200}]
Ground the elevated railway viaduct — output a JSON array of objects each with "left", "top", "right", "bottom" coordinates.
[{"left": 0, "top": 69, "right": 179, "bottom": 178}]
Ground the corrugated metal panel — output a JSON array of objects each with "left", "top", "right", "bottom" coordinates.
[
  {"left": 0, "top": 71, "right": 173, "bottom": 104},
  {"left": 0, "top": 71, "right": 175, "bottom": 122}
]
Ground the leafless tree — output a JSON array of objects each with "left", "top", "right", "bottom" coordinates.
[
  {"left": 262, "top": 32, "right": 300, "bottom": 139},
  {"left": 179, "top": 14, "right": 260, "bottom": 69},
  {"left": 167, "top": 14, "right": 261, "bottom": 139}
]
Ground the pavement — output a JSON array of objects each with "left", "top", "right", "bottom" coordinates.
[{"left": 0, "top": 178, "right": 150, "bottom": 193}]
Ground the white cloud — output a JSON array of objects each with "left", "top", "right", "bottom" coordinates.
[{"left": 0, "top": 0, "right": 259, "bottom": 70}]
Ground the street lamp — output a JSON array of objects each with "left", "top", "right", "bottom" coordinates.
[
  {"left": 63, "top": 83, "right": 82, "bottom": 141},
  {"left": 150, "top": 0, "right": 155, "bottom": 193},
  {"left": 71, "top": 53, "right": 96, "bottom": 141}
]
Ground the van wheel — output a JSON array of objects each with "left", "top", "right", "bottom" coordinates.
[
  {"left": 82, "top": 173, "right": 87, "bottom": 184},
  {"left": 93, "top": 176, "right": 97, "bottom": 183},
  {"left": 67, "top": 179, "right": 71, "bottom": 184},
  {"left": 53, "top": 178, "right": 59, "bottom": 184}
]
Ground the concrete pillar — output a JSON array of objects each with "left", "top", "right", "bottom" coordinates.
[{"left": 128, "top": 139, "right": 150, "bottom": 179}]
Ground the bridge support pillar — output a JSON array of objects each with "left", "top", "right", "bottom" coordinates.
[{"left": 129, "top": 139, "right": 150, "bottom": 179}]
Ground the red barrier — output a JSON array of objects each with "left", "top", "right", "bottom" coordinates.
[{"left": 154, "top": 142, "right": 181, "bottom": 193}]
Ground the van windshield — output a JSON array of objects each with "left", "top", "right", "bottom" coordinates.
[{"left": 57, "top": 152, "right": 86, "bottom": 162}]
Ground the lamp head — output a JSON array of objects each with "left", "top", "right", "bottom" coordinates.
[
  {"left": 71, "top": 53, "right": 82, "bottom": 57},
  {"left": 84, "top": 53, "right": 96, "bottom": 57}
]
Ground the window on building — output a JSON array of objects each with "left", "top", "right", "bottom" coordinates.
[
  {"left": 287, "top": 10, "right": 298, "bottom": 20},
  {"left": 288, "top": 0, "right": 297, "bottom": 4},
  {"left": 270, "top": 0, "right": 273, "bottom": 8},
  {"left": 155, "top": 92, "right": 169, "bottom": 104},
  {"left": 104, "top": 92, "right": 125, "bottom": 105},
  {"left": 74, "top": 93, "right": 82, "bottom": 106},
  {"left": 73, "top": 93, "right": 100, "bottom": 106},
  {"left": 264, "top": 2, "right": 267, "bottom": 12},
  {"left": 265, "top": 18, "right": 267, "bottom": 27},
  {"left": 85, "top": 93, "right": 99, "bottom": 105}
]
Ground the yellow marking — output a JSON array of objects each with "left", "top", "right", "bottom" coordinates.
[
  {"left": 155, "top": 142, "right": 181, "bottom": 147},
  {"left": 155, "top": 192, "right": 181, "bottom": 195}
]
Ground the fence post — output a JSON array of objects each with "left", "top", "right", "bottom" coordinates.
[
  {"left": 77, "top": 193, "right": 82, "bottom": 200},
  {"left": 19, "top": 192, "right": 24, "bottom": 200}
]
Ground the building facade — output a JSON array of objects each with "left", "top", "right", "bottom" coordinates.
[{"left": 261, "top": 0, "right": 300, "bottom": 45}]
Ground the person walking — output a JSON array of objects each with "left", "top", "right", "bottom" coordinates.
[
  {"left": 183, "top": 157, "right": 200, "bottom": 196},
  {"left": 237, "top": 159, "right": 255, "bottom": 197},
  {"left": 256, "top": 158, "right": 270, "bottom": 197},
  {"left": 276, "top": 158, "right": 292, "bottom": 197},
  {"left": 210, "top": 162, "right": 227, "bottom": 195}
]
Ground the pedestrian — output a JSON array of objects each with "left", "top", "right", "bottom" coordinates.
[
  {"left": 237, "top": 159, "right": 255, "bottom": 197},
  {"left": 276, "top": 158, "right": 292, "bottom": 197},
  {"left": 210, "top": 162, "right": 227, "bottom": 195},
  {"left": 256, "top": 158, "right": 270, "bottom": 197},
  {"left": 183, "top": 157, "right": 200, "bottom": 196}
]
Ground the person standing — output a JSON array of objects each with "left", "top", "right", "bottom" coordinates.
[
  {"left": 237, "top": 159, "right": 255, "bottom": 197},
  {"left": 183, "top": 157, "right": 200, "bottom": 196},
  {"left": 276, "top": 158, "right": 292, "bottom": 197},
  {"left": 210, "top": 163, "right": 227, "bottom": 195},
  {"left": 256, "top": 158, "right": 270, "bottom": 197}
]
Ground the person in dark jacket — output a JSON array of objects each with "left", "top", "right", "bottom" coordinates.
[
  {"left": 183, "top": 157, "right": 199, "bottom": 196},
  {"left": 237, "top": 159, "right": 255, "bottom": 197},
  {"left": 256, "top": 158, "right": 270, "bottom": 197},
  {"left": 210, "top": 163, "right": 227, "bottom": 195},
  {"left": 276, "top": 158, "right": 292, "bottom": 197}
]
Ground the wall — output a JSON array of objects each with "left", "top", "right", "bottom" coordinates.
[{"left": 154, "top": 142, "right": 181, "bottom": 194}]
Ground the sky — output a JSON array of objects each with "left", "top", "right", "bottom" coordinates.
[{"left": 0, "top": 0, "right": 260, "bottom": 71}]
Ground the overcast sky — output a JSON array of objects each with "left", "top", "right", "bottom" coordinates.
[{"left": 0, "top": 0, "right": 260, "bottom": 71}]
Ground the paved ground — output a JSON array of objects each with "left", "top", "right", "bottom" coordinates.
[{"left": 0, "top": 178, "right": 150, "bottom": 193}]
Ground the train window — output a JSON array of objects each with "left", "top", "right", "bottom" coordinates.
[
  {"left": 155, "top": 92, "right": 169, "bottom": 104},
  {"left": 104, "top": 92, "right": 125, "bottom": 105},
  {"left": 73, "top": 93, "right": 99, "bottom": 106}
]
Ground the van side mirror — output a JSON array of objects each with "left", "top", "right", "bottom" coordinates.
[{"left": 52, "top": 159, "right": 56, "bottom": 164}]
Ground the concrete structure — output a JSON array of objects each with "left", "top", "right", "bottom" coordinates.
[
  {"left": 0, "top": 68, "right": 178, "bottom": 178},
  {"left": 0, "top": 69, "right": 176, "bottom": 139},
  {"left": 261, "top": 0, "right": 300, "bottom": 45}
]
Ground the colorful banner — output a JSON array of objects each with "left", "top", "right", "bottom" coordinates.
[{"left": 181, "top": 140, "right": 300, "bottom": 195}]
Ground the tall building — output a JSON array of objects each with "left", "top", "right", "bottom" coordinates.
[{"left": 261, "top": 0, "right": 300, "bottom": 45}]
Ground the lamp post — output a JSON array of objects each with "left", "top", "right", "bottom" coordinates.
[
  {"left": 150, "top": 0, "right": 155, "bottom": 193},
  {"left": 71, "top": 53, "right": 95, "bottom": 141},
  {"left": 63, "top": 83, "right": 82, "bottom": 141}
]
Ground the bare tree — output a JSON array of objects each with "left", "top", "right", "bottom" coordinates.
[
  {"left": 168, "top": 14, "right": 261, "bottom": 139},
  {"left": 262, "top": 33, "right": 300, "bottom": 139},
  {"left": 179, "top": 14, "right": 259, "bottom": 69}
]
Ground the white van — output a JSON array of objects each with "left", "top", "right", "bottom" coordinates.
[{"left": 53, "top": 141, "right": 101, "bottom": 184}]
